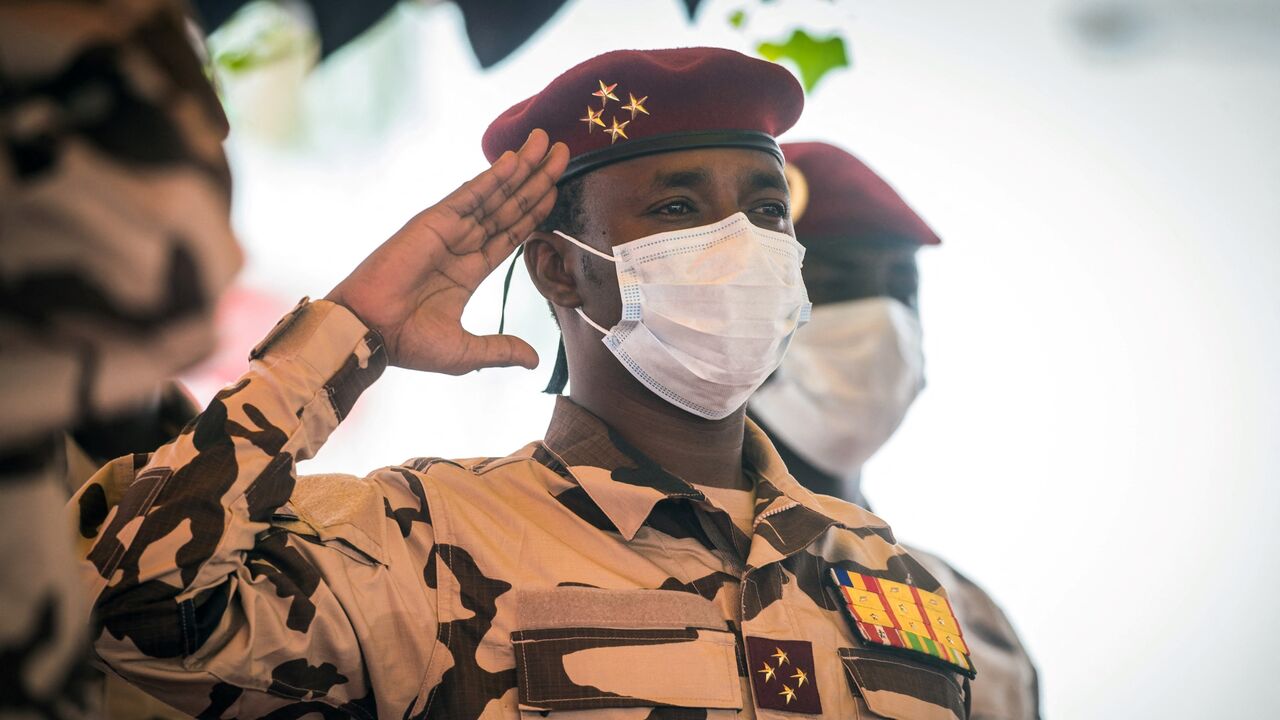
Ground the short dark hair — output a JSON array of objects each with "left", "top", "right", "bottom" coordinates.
[
  {"left": 537, "top": 175, "right": 587, "bottom": 237},
  {"left": 534, "top": 175, "right": 589, "bottom": 326}
]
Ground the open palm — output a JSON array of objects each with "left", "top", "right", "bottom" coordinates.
[{"left": 326, "top": 129, "right": 568, "bottom": 374}]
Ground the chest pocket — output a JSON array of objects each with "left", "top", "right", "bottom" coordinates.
[
  {"left": 512, "top": 587, "right": 743, "bottom": 715},
  {"left": 839, "top": 647, "right": 968, "bottom": 720}
]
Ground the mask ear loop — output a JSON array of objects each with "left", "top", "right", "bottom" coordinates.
[
  {"left": 551, "top": 230, "right": 615, "bottom": 336},
  {"left": 553, "top": 230, "right": 617, "bottom": 261},
  {"left": 540, "top": 231, "right": 618, "bottom": 394},
  {"left": 501, "top": 232, "right": 616, "bottom": 395}
]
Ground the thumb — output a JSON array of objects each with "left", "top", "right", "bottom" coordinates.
[{"left": 464, "top": 332, "right": 540, "bottom": 371}]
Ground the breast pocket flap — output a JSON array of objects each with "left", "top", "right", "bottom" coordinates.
[
  {"left": 512, "top": 588, "right": 741, "bottom": 713},
  {"left": 839, "top": 647, "right": 966, "bottom": 720}
]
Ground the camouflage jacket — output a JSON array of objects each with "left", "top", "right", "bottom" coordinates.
[
  {"left": 73, "top": 300, "right": 974, "bottom": 719},
  {"left": 1, "top": 1, "right": 238, "bottom": 716}
]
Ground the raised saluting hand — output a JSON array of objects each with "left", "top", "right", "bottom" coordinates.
[{"left": 326, "top": 129, "right": 569, "bottom": 374}]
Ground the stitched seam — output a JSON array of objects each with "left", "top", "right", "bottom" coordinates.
[
  {"left": 417, "top": 476, "right": 450, "bottom": 719},
  {"left": 99, "top": 467, "right": 171, "bottom": 582},
  {"left": 421, "top": 544, "right": 453, "bottom": 719},
  {"left": 611, "top": 344, "right": 720, "bottom": 417},
  {"left": 178, "top": 598, "right": 192, "bottom": 655},
  {"left": 533, "top": 694, "right": 733, "bottom": 705},
  {"left": 519, "top": 632, "right": 533, "bottom": 704},
  {"left": 626, "top": 224, "right": 745, "bottom": 254},
  {"left": 265, "top": 677, "right": 377, "bottom": 718},
  {"left": 631, "top": 228, "right": 748, "bottom": 263},
  {"left": 514, "top": 633, "right": 712, "bottom": 643}
]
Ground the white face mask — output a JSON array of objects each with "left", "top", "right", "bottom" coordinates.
[
  {"left": 749, "top": 297, "right": 925, "bottom": 479},
  {"left": 555, "top": 212, "right": 812, "bottom": 420}
]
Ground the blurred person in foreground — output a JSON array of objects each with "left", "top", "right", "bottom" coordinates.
[
  {"left": 1, "top": 3, "right": 573, "bottom": 717},
  {"left": 750, "top": 141, "right": 1039, "bottom": 719},
  {"left": 71, "top": 48, "right": 979, "bottom": 718},
  {"left": 0, "top": 0, "right": 240, "bottom": 716}
]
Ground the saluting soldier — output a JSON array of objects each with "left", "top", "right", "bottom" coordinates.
[
  {"left": 750, "top": 141, "right": 1040, "bottom": 719},
  {"left": 74, "top": 48, "right": 977, "bottom": 718}
]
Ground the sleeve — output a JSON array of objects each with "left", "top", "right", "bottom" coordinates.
[
  {"left": 0, "top": 0, "right": 240, "bottom": 452},
  {"left": 0, "top": 2, "right": 237, "bottom": 716},
  {"left": 73, "top": 300, "right": 440, "bottom": 718}
]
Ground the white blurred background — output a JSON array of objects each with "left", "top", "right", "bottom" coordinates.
[{"left": 189, "top": 1, "right": 1280, "bottom": 717}]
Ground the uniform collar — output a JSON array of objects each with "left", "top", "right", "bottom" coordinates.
[{"left": 539, "top": 396, "right": 851, "bottom": 564}]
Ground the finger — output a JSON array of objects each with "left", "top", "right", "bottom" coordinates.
[
  {"left": 461, "top": 331, "right": 540, "bottom": 372},
  {"left": 480, "top": 186, "right": 559, "bottom": 272},
  {"left": 443, "top": 130, "right": 550, "bottom": 223},
  {"left": 443, "top": 141, "right": 566, "bottom": 265},
  {"left": 430, "top": 132, "right": 552, "bottom": 255},
  {"left": 476, "top": 142, "right": 569, "bottom": 248}
]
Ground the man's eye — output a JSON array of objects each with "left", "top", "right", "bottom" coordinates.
[
  {"left": 755, "top": 201, "right": 788, "bottom": 218},
  {"left": 656, "top": 200, "right": 693, "bottom": 215}
]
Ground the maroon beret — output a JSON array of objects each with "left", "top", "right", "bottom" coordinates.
[
  {"left": 782, "top": 141, "right": 940, "bottom": 246},
  {"left": 483, "top": 47, "right": 804, "bottom": 181}
]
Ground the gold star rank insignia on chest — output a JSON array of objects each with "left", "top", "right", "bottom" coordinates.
[
  {"left": 745, "top": 637, "right": 822, "bottom": 714},
  {"left": 830, "top": 568, "right": 977, "bottom": 678}
]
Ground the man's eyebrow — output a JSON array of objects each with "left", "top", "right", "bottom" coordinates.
[
  {"left": 648, "top": 168, "right": 712, "bottom": 192},
  {"left": 743, "top": 169, "right": 787, "bottom": 193}
]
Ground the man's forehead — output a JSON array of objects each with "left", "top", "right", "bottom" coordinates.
[{"left": 593, "top": 148, "right": 786, "bottom": 192}]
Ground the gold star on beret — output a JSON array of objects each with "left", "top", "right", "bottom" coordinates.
[
  {"left": 592, "top": 80, "right": 619, "bottom": 107},
  {"left": 579, "top": 106, "right": 605, "bottom": 132},
  {"left": 622, "top": 93, "right": 649, "bottom": 118},
  {"left": 604, "top": 116, "right": 630, "bottom": 144}
]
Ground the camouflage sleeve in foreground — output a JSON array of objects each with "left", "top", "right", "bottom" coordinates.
[
  {"left": 1, "top": 1, "right": 239, "bottom": 716},
  {"left": 70, "top": 300, "right": 428, "bottom": 717},
  {"left": 906, "top": 546, "right": 1040, "bottom": 720},
  {"left": 0, "top": 0, "right": 241, "bottom": 450}
]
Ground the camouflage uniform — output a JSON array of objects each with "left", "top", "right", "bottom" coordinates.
[
  {"left": 72, "top": 300, "right": 974, "bottom": 718},
  {"left": 0, "top": 1, "right": 238, "bottom": 716}
]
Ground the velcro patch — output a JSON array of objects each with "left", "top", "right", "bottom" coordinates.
[{"left": 830, "top": 568, "right": 975, "bottom": 678}]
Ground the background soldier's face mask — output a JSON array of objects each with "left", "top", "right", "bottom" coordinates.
[
  {"left": 555, "top": 212, "right": 812, "bottom": 420},
  {"left": 750, "top": 296, "right": 926, "bottom": 478}
]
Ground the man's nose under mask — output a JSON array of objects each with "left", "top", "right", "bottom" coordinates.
[
  {"left": 749, "top": 296, "right": 926, "bottom": 481},
  {"left": 555, "top": 211, "right": 812, "bottom": 420}
]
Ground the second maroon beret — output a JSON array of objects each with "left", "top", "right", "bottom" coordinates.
[{"left": 783, "top": 141, "right": 940, "bottom": 246}]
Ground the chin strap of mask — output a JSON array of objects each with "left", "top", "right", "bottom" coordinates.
[{"left": 498, "top": 245, "right": 569, "bottom": 395}]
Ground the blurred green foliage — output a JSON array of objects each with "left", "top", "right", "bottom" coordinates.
[
  {"left": 209, "top": 1, "right": 315, "bottom": 74},
  {"left": 756, "top": 28, "right": 849, "bottom": 92}
]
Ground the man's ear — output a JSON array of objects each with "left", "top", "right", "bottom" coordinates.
[{"left": 523, "top": 231, "right": 582, "bottom": 310}]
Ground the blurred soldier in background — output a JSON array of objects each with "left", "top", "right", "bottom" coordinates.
[
  {"left": 0, "top": 0, "right": 240, "bottom": 716},
  {"left": 750, "top": 141, "right": 1040, "bottom": 719}
]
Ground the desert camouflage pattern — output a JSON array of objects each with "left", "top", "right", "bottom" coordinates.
[
  {"left": 61, "top": 384, "right": 206, "bottom": 720},
  {"left": 72, "top": 300, "right": 972, "bottom": 719},
  {"left": 907, "top": 548, "right": 1039, "bottom": 720},
  {"left": 1, "top": 1, "right": 239, "bottom": 716}
]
